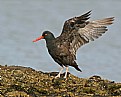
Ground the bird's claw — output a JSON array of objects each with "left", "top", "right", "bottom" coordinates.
[
  {"left": 63, "top": 76, "right": 67, "bottom": 79},
  {"left": 55, "top": 74, "right": 60, "bottom": 78}
]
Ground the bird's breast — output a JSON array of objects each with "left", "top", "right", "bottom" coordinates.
[{"left": 46, "top": 40, "right": 69, "bottom": 57}]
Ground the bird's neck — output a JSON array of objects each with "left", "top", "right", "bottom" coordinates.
[{"left": 45, "top": 36, "right": 55, "bottom": 47}]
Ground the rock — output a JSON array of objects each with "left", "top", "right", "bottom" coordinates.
[
  {"left": 5, "top": 91, "right": 29, "bottom": 97},
  {"left": 0, "top": 65, "right": 121, "bottom": 96}
]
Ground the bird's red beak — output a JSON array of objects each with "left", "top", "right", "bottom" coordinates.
[{"left": 33, "top": 36, "right": 44, "bottom": 42}]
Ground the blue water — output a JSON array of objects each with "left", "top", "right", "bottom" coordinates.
[{"left": 0, "top": 0, "right": 121, "bottom": 82}]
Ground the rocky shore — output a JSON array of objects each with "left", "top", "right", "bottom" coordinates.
[{"left": 0, "top": 65, "right": 121, "bottom": 97}]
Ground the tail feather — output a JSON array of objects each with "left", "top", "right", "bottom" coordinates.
[
  {"left": 71, "top": 61, "right": 82, "bottom": 72},
  {"left": 74, "top": 65, "right": 82, "bottom": 72}
]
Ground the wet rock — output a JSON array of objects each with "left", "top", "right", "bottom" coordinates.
[{"left": 0, "top": 65, "right": 121, "bottom": 96}]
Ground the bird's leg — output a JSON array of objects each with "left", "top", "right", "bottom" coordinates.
[
  {"left": 64, "top": 66, "right": 69, "bottom": 79},
  {"left": 55, "top": 67, "right": 64, "bottom": 78}
]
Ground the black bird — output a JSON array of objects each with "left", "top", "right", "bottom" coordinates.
[{"left": 33, "top": 11, "right": 114, "bottom": 78}]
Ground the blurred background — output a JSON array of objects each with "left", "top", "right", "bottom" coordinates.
[{"left": 0, "top": 0, "right": 121, "bottom": 82}]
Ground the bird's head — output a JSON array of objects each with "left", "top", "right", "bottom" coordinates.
[{"left": 33, "top": 31, "right": 55, "bottom": 42}]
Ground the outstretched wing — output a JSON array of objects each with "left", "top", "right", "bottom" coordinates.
[{"left": 58, "top": 11, "right": 114, "bottom": 59}]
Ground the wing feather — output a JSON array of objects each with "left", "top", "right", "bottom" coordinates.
[{"left": 58, "top": 11, "right": 114, "bottom": 59}]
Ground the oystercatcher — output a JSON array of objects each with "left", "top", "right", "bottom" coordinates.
[{"left": 33, "top": 11, "right": 114, "bottom": 78}]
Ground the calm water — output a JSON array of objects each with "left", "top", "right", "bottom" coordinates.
[{"left": 0, "top": 0, "right": 121, "bottom": 82}]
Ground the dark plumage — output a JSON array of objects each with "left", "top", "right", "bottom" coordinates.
[{"left": 33, "top": 11, "right": 114, "bottom": 78}]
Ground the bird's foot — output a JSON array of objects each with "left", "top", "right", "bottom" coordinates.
[
  {"left": 55, "top": 74, "right": 60, "bottom": 78},
  {"left": 64, "top": 74, "right": 67, "bottom": 79}
]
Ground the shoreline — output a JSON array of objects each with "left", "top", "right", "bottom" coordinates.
[{"left": 0, "top": 65, "right": 121, "bottom": 96}]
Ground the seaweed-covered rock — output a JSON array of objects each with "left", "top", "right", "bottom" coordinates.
[{"left": 0, "top": 65, "right": 121, "bottom": 96}]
